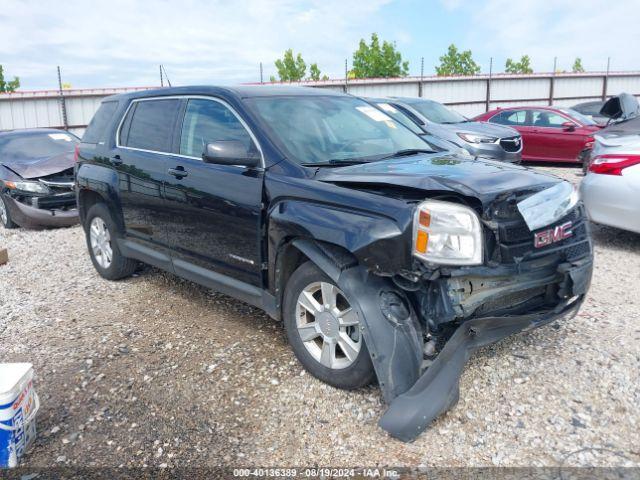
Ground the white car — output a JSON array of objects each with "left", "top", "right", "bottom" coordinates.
[{"left": 581, "top": 134, "right": 640, "bottom": 233}]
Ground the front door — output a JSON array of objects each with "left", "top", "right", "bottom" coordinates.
[
  {"left": 162, "top": 97, "right": 264, "bottom": 287},
  {"left": 528, "top": 110, "right": 579, "bottom": 162}
]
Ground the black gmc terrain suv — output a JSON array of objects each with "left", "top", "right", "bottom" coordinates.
[{"left": 76, "top": 86, "right": 593, "bottom": 441}]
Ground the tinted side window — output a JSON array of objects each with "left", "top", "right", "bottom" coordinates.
[
  {"left": 531, "top": 110, "right": 569, "bottom": 128},
  {"left": 83, "top": 101, "right": 118, "bottom": 144},
  {"left": 179, "top": 99, "right": 255, "bottom": 158},
  {"left": 122, "top": 99, "right": 181, "bottom": 152},
  {"left": 490, "top": 110, "right": 527, "bottom": 126}
]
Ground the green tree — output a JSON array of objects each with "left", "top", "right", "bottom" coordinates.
[
  {"left": 309, "top": 63, "right": 322, "bottom": 81},
  {"left": 351, "top": 33, "right": 409, "bottom": 78},
  {"left": 435, "top": 44, "right": 480, "bottom": 76},
  {"left": 274, "top": 49, "right": 307, "bottom": 82},
  {"left": 572, "top": 57, "right": 585, "bottom": 73},
  {"left": 0, "top": 65, "right": 20, "bottom": 92},
  {"left": 505, "top": 55, "right": 533, "bottom": 74}
]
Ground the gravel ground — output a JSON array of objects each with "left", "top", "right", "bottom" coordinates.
[{"left": 1, "top": 165, "right": 639, "bottom": 469}]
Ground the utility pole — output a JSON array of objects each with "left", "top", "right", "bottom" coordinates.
[
  {"left": 260, "top": 62, "right": 264, "bottom": 84},
  {"left": 57, "top": 66, "right": 68, "bottom": 130},
  {"left": 485, "top": 57, "right": 493, "bottom": 112},
  {"left": 419, "top": 56, "right": 424, "bottom": 97},
  {"left": 549, "top": 57, "right": 557, "bottom": 105},
  {"left": 160, "top": 65, "right": 164, "bottom": 87},
  {"left": 344, "top": 58, "right": 348, "bottom": 93},
  {"left": 602, "top": 57, "right": 611, "bottom": 100}
]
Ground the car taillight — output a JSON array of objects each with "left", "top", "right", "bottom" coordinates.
[
  {"left": 74, "top": 144, "right": 80, "bottom": 162},
  {"left": 588, "top": 154, "right": 640, "bottom": 175}
]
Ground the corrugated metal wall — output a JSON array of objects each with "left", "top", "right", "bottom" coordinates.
[
  {"left": 0, "top": 87, "right": 153, "bottom": 136},
  {"left": 1, "top": 72, "right": 639, "bottom": 136}
]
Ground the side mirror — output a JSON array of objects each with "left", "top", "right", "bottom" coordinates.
[
  {"left": 202, "top": 141, "right": 260, "bottom": 167},
  {"left": 562, "top": 121, "right": 576, "bottom": 132}
]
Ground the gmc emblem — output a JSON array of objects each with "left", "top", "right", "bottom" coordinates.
[{"left": 534, "top": 221, "right": 573, "bottom": 248}]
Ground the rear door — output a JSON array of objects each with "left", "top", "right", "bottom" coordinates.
[
  {"left": 114, "top": 98, "right": 181, "bottom": 263},
  {"left": 162, "top": 97, "right": 264, "bottom": 287}
]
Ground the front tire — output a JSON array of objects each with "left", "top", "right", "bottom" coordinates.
[
  {"left": 0, "top": 194, "right": 18, "bottom": 229},
  {"left": 283, "top": 261, "right": 375, "bottom": 390},
  {"left": 84, "top": 203, "right": 137, "bottom": 280}
]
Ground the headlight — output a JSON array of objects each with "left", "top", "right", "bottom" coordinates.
[
  {"left": 413, "top": 200, "right": 483, "bottom": 265},
  {"left": 5, "top": 180, "right": 51, "bottom": 194},
  {"left": 457, "top": 133, "right": 498, "bottom": 144}
]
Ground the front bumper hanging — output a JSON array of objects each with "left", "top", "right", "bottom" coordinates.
[
  {"left": 379, "top": 297, "right": 583, "bottom": 442},
  {"left": 292, "top": 239, "right": 593, "bottom": 443}
]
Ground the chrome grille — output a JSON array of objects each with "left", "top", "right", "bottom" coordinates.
[{"left": 499, "top": 136, "right": 522, "bottom": 153}]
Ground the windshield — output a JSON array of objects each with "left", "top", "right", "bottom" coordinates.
[
  {"left": 246, "top": 95, "right": 430, "bottom": 164},
  {"left": 406, "top": 100, "right": 466, "bottom": 124},
  {"left": 0, "top": 132, "right": 79, "bottom": 160},
  {"left": 560, "top": 108, "right": 597, "bottom": 126},
  {"left": 370, "top": 101, "right": 424, "bottom": 134}
]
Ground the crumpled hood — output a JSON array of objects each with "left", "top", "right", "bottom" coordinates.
[
  {"left": 600, "top": 92, "right": 640, "bottom": 122},
  {"left": 316, "top": 153, "right": 561, "bottom": 206},
  {"left": 1, "top": 151, "right": 75, "bottom": 179},
  {"left": 450, "top": 120, "right": 520, "bottom": 138}
]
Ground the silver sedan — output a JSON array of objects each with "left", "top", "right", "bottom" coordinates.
[{"left": 580, "top": 135, "right": 640, "bottom": 234}]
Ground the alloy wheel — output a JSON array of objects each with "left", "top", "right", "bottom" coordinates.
[
  {"left": 295, "top": 281, "right": 362, "bottom": 370},
  {"left": 89, "top": 217, "right": 113, "bottom": 269}
]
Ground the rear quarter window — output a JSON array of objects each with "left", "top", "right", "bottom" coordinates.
[{"left": 83, "top": 101, "right": 118, "bottom": 144}]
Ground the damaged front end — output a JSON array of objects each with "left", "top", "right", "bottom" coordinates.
[
  {"left": 299, "top": 183, "right": 594, "bottom": 442},
  {"left": 3, "top": 167, "right": 79, "bottom": 228}
]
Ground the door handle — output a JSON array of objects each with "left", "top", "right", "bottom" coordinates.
[
  {"left": 168, "top": 166, "right": 188, "bottom": 178},
  {"left": 111, "top": 154, "right": 123, "bottom": 166}
]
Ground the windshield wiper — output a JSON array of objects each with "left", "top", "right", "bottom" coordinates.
[
  {"left": 380, "top": 148, "right": 434, "bottom": 160},
  {"left": 301, "top": 158, "right": 372, "bottom": 167}
]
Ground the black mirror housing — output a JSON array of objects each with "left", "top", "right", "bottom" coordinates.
[{"left": 202, "top": 141, "right": 260, "bottom": 167}]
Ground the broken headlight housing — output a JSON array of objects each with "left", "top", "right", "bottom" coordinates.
[
  {"left": 413, "top": 199, "right": 483, "bottom": 266},
  {"left": 6, "top": 180, "right": 51, "bottom": 195},
  {"left": 516, "top": 181, "right": 579, "bottom": 230}
]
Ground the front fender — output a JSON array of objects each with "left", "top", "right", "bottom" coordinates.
[
  {"left": 268, "top": 199, "right": 411, "bottom": 274},
  {"left": 292, "top": 239, "right": 424, "bottom": 403}
]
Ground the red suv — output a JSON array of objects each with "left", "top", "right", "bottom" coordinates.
[{"left": 474, "top": 106, "right": 602, "bottom": 163}]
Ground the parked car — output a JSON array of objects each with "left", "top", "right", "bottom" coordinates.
[
  {"left": 475, "top": 106, "right": 602, "bottom": 164},
  {"left": 366, "top": 97, "right": 522, "bottom": 163},
  {"left": 571, "top": 100, "right": 609, "bottom": 125},
  {"left": 76, "top": 86, "right": 593, "bottom": 442},
  {"left": 362, "top": 97, "right": 473, "bottom": 158},
  {"left": 0, "top": 128, "right": 80, "bottom": 229},
  {"left": 581, "top": 94, "right": 640, "bottom": 233}
]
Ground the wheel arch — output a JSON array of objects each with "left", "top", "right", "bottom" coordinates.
[{"left": 272, "top": 237, "right": 357, "bottom": 321}]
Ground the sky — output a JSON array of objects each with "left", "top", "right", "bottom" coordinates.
[{"left": 1, "top": 0, "right": 639, "bottom": 90}]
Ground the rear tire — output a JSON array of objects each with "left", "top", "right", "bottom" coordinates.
[
  {"left": 0, "top": 194, "right": 18, "bottom": 229},
  {"left": 84, "top": 203, "right": 137, "bottom": 280},
  {"left": 283, "top": 261, "right": 375, "bottom": 390}
]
